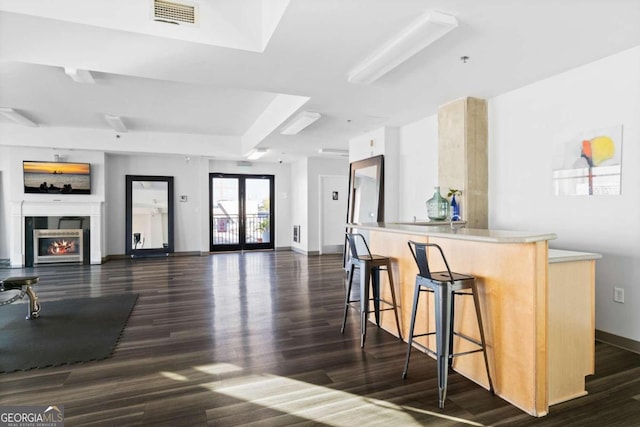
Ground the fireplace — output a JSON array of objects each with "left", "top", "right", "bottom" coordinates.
[
  {"left": 9, "top": 200, "right": 103, "bottom": 267},
  {"left": 33, "top": 229, "right": 84, "bottom": 264}
]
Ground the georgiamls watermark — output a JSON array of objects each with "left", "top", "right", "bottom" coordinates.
[{"left": 0, "top": 405, "right": 64, "bottom": 427}]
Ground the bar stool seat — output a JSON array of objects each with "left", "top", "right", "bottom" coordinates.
[
  {"left": 341, "top": 232, "right": 402, "bottom": 347},
  {"left": 0, "top": 276, "right": 41, "bottom": 319},
  {"left": 402, "top": 241, "right": 493, "bottom": 408}
]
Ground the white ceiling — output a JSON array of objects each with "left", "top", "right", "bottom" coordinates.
[{"left": 1, "top": 0, "right": 639, "bottom": 162}]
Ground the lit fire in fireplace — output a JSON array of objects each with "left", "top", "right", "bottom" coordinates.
[
  {"left": 48, "top": 239, "right": 77, "bottom": 255},
  {"left": 34, "top": 230, "right": 83, "bottom": 264}
]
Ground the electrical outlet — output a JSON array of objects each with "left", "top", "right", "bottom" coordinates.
[{"left": 614, "top": 287, "right": 625, "bottom": 303}]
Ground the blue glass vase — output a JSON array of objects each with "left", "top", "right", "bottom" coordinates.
[{"left": 450, "top": 194, "right": 460, "bottom": 221}]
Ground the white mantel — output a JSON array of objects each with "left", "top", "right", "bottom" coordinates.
[{"left": 10, "top": 200, "right": 104, "bottom": 267}]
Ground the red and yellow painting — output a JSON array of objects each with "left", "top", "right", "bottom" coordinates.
[{"left": 552, "top": 125, "right": 622, "bottom": 196}]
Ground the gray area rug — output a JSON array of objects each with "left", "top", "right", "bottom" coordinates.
[{"left": 0, "top": 294, "right": 137, "bottom": 373}]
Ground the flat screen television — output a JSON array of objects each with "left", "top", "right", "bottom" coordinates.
[{"left": 23, "top": 161, "right": 91, "bottom": 194}]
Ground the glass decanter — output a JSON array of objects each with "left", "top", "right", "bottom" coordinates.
[{"left": 426, "top": 186, "right": 449, "bottom": 221}]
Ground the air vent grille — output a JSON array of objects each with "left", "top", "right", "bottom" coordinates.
[{"left": 154, "top": 0, "right": 197, "bottom": 25}]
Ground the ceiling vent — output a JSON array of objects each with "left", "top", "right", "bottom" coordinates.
[{"left": 153, "top": 0, "right": 198, "bottom": 25}]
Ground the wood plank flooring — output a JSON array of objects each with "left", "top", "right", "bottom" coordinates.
[{"left": 1, "top": 252, "right": 640, "bottom": 426}]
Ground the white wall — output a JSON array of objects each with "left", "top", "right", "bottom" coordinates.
[
  {"left": 0, "top": 138, "right": 341, "bottom": 259},
  {"left": 0, "top": 125, "right": 237, "bottom": 260},
  {"left": 106, "top": 153, "right": 202, "bottom": 255},
  {"left": 4, "top": 146, "right": 106, "bottom": 203},
  {"left": 349, "top": 128, "right": 386, "bottom": 162},
  {"left": 0, "top": 147, "right": 292, "bottom": 257},
  {"left": 399, "top": 115, "right": 439, "bottom": 221},
  {"left": 319, "top": 175, "right": 348, "bottom": 253},
  {"left": 307, "top": 157, "right": 349, "bottom": 252},
  {"left": 290, "top": 158, "right": 308, "bottom": 252},
  {"left": 110, "top": 156, "right": 293, "bottom": 254},
  {"left": 489, "top": 45, "right": 640, "bottom": 342},
  {"left": 0, "top": 147, "right": 10, "bottom": 259},
  {"left": 349, "top": 126, "right": 400, "bottom": 222},
  {"left": 396, "top": 45, "right": 640, "bottom": 342},
  {"left": 290, "top": 156, "right": 349, "bottom": 254},
  {"left": 0, "top": 146, "right": 106, "bottom": 259}
]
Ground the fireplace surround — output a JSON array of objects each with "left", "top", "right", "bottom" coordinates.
[{"left": 9, "top": 200, "right": 103, "bottom": 267}]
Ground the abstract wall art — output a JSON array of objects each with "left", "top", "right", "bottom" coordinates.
[{"left": 552, "top": 125, "right": 622, "bottom": 196}]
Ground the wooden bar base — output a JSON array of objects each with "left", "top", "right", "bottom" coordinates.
[{"left": 352, "top": 223, "right": 599, "bottom": 417}]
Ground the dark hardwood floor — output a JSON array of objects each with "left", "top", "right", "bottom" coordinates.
[{"left": 1, "top": 252, "right": 640, "bottom": 426}]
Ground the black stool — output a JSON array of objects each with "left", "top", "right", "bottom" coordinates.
[
  {"left": 341, "top": 232, "right": 402, "bottom": 347},
  {"left": 0, "top": 276, "right": 41, "bottom": 319},
  {"left": 402, "top": 241, "right": 493, "bottom": 408}
]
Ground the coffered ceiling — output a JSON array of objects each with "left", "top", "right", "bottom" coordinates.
[{"left": 1, "top": 0, "right": 639, "bottom": 162}]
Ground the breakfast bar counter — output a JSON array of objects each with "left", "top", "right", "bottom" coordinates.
[{"left": 349, "top": 222, "right": 600, "bottom": 417}]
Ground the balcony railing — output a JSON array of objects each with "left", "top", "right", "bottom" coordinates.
[{"left": 212, "top": 213, "right": 270, "bottom": 245}]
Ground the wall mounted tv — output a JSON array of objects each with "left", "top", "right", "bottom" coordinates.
[{"left": 23, "top": 161, "right": 91, "bottom": 194}]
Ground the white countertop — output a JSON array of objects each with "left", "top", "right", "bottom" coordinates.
[
  {"left": 548, "top": 249, "right": 602, "bottom": 263},
  {"left": 395, "top": 220, "right": 466, "bottom": 226},
  {"left": 348, "top": 222, "right": 557, "bottom": 243}
]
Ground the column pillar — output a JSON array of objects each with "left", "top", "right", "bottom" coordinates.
[{"left": 438, "top": 97, "right": 488, "bottom": 229}]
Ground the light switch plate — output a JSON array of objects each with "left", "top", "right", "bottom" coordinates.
[{"left": 614, "top": 287, "right": 624, "bottom": 303}]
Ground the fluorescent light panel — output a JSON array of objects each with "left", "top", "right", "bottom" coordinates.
[
  {"left": 281, "top": 111, "right": 321, "bottom": 135},
  {"left": 247, "top": 148, "right": 268, "bottom": 160},
  {"left": 348, "top": 10, "right": 458, "bottom": 84},
  {"left": 0, "top": 107, "right": 38, "bottom": 127},
  {"left": 318, "top": 148, "right": 348, "bottom": 156},
  {"left": 104, "top": 114, "right": 128, "bottom": 132},
  {"left": 64, "top": 67, "right": 95, "bottom": 84}
]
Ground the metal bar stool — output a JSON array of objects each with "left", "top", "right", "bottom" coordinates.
[
  {"left": 402, "top": 241, "right": 493, "bottom": 408},
  {"left": 341, "top": 232, "right": 402, "bottom": 347}
]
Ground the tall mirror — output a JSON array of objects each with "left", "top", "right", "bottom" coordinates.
[
  {"left": 344, "top": 155, "right": 384, "bottom": 267},
  {"left": 126, "top": 175, "right": 174, "bottom": 257},
  {"left": 347, "top": 155, "right": 384, "bottom": 224}
]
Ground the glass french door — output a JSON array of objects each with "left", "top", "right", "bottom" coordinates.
[{"left": 209, "top": 173, "right": 274, "bottom": 251}]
